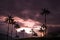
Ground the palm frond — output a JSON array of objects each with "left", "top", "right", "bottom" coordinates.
[
  {"left": 5, "top": 15, "right": 15, "bottom": 24},
  {"left": 39, "top": 28, "right": 44, "bottom": 32},
  {"left": 41, "top": 24, "right": 47, "bottom": 29},
  {"left": 8, "top": 15, "right": 13, "bottom": 19},
  {"left": 14, "top": 24, "right": 20, "bottom": 28},
  {"left": 41, "top": 8, "right": 50, "bottom": 15}
]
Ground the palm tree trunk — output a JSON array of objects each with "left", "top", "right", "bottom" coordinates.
[
  {"left": 44, "top": 14, "right": 47, "bottom": 37},
  {"left": 11, "top": 24, "right": 13, "bottom": 40},
  {"left": 16, "top": 30, "right": 17, "bottom": 37},
  {"left": 45, "top": 14, "right": 46, "bottom": 25},
  {"left": 7, "top": 23, "right": 9, "bottom": 40},
  {"left": 15, "top": 29, "right": 18, "bottom": 39},
  {"left": 16, "top": 30, "right": 18, "bottom": 39}
]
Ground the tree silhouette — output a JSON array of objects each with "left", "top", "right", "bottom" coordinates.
[
  {"left": 5, "top": 15, "right": 15, "bottom": 40},
  {"left": 40, "top": 8, "right": 50, "bottom": 37},
  {"left": 39, "top": 27, "right": 44, "bottom": 32},
  {"left": 39, "top": 24, "right": 47, "bottom": 31},
  {"left": 14, "top": 24, "right": 20, "bottom": 38},
  {"left": 41, "top": 8, "right": 50, "bottom": 25},
  {"left": 32, "top": 29, "right": 37, "bottom": 36},
  {"left": 14, "top": 24, "right": 20, "bottom": 28},
  {"left": 39, "top": 24, "right": 47, "bottom": 37}
]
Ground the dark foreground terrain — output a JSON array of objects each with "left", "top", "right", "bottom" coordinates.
[
  {"left": 0, "top": 33, "right": 60, "bottom": 40},
  {"left": 0, "top": 33, "right": 14, "bottom": 40},
  {"left": 16, "top": 37, "right": 60, "bottom": 40}
]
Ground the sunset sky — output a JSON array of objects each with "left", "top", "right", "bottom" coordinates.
[{"left": 0, "top": 0, "right": 60, "bottom": 38}]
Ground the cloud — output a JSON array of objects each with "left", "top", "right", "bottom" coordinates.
[{"left": 0, "top": 0, "right": 60, "bottom": 25}]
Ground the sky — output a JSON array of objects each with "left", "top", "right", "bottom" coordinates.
[
  {"left": 0, "top": 0, "right": 60, "bottom": 25},
  {"left": 0, "top": 0, "right": 60, "bottom": 38}
]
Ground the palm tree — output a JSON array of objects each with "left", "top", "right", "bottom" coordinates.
[
  {"left": 40, "top": 8, "right": 50, "bottom": 37},
  {"left": 41, "top": 8, "right": 50, "bottom": 25},
  {"left": 14, "top": 24, "right": 20, "bottom": 38},
  {"left": 5, "top": 15, "right": 14, "bottom": 40}
]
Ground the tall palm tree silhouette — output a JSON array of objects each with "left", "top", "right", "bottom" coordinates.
[
  {"left": 40, "top": 8, "right": 50, "bottom": 37},
  {"left": 41, "top": 8, "right": 50, "bottom": 25},
  {"left": 14, "top": 23, "right": 20, "bottom": 38},
  {"left": 5, "top": 15, "right": 14, "bottom": 40}
]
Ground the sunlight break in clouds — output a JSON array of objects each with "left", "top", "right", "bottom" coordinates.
[
  {"left": 13, "top": 16, "right": 41, "bottom": 28},
  {"left": 16, "top": 27, "right": 32, "bottom": 34}
]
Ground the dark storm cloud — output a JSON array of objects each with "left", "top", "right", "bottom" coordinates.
[{"left": 0, "top": 0, "right": 60, "bottom": 25}]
